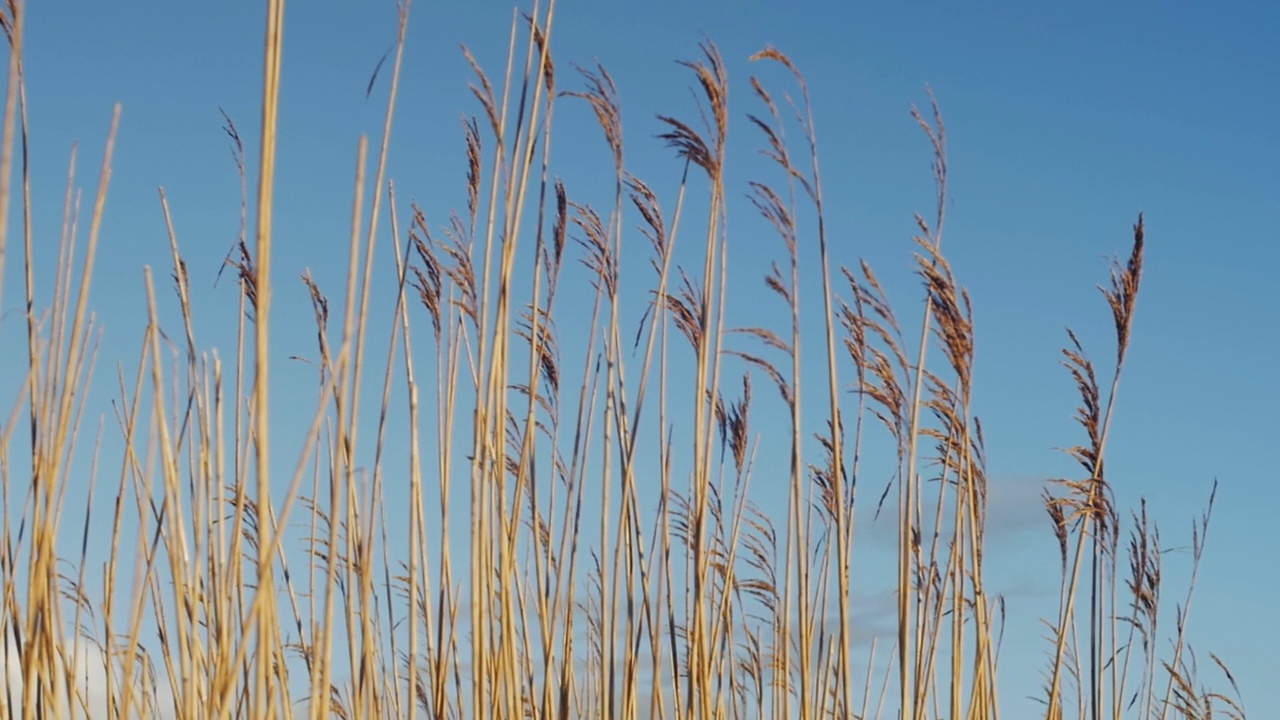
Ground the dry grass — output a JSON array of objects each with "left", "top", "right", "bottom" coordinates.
[{"left": 0, "top": 1, "right": 1246, "bottom": 719}]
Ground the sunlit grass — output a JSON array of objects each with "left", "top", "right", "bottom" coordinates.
[{"left": 0, "top": 1, "right": 1245, "bottom": 719}]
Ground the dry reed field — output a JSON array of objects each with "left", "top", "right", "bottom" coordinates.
[{"left": 0, "top": 1, "right": 1250, "bottom": 719}]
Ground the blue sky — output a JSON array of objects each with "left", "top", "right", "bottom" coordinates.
[{"left": 4, "top": 0, "right": 1277, "bottom": 717}]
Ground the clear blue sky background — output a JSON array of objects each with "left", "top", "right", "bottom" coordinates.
[{"left": 4, "top": 0, "right": 1277, "bottom": 717}]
